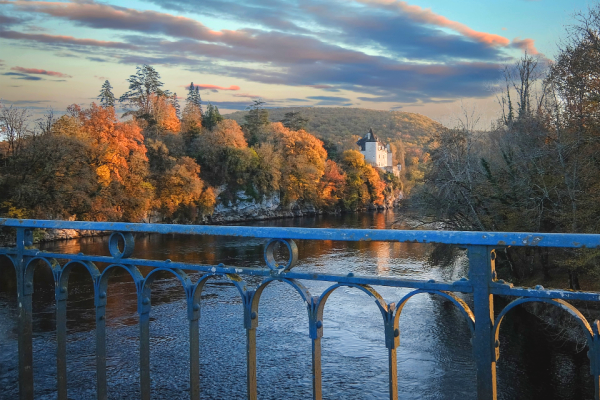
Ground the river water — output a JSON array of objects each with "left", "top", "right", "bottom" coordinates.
[{"left": 0, "top": 211, "right": 594, "bottom": 399}]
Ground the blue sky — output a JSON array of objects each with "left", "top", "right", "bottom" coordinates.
[{"left": 0, "top": 0, "right": 593, "bottom": 124}]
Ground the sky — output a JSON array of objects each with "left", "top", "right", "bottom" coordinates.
[{"left": 0, "top": 0, "right": 594, "bottom": 126}]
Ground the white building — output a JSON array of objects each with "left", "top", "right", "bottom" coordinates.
[{"left": 356, "top": 128, "right": 401, "bottom": 176}]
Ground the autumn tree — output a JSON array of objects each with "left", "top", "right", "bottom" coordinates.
[
  {"left": 269, "top": 122, "right": 327, "bottom": 205},
  {"left": 340, "top": 150, "right": 385, "bottom": 210},
  {"left": 69, "top": 103, "right": 154, "bottom": 221},
  {"left": 317, "top": 159, "right": 346, "bottom": 210},
  {"left": 98, "top": 80, "right": 116, "bottom": 108},
  {"left": 146, "top": 138, "right": 214, "bottom": 221},
  {"left": 0, "top": 129, "right": 94, "bottom": 219}
]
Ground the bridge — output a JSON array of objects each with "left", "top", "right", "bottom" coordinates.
[{"left": 1, "top": 218, "right": 599, "bottom": 399}]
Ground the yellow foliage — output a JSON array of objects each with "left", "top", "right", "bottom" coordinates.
[{"left": 95, "top": 165, "right": 111, "bottom": 186}]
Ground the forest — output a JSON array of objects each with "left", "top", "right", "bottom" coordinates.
[{"left": 0, "top": 69, "right": 404, "bottom": 224}]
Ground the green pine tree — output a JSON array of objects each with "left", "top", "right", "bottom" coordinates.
[
  {"left": 202, "top": 102, "right": 223, "bottom": 130},
  {"left": 98, "top": 80, "right": 116, "bottom": 108},
  {"left": 171, "top": 93, "right": 181, "bottom": 119},
  {"left": 243, "top": 99, "right": 269, "bottom": 145},
  {"left": 119, "top": 65, "right": 171, "bottom": 117}
]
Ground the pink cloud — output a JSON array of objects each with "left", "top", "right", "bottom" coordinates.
[
  {"left": 0, "top": 30, "right": 137, "bottom": 49},
  {"left": 511, "top": 37, "right": 542, "bottom": 56},
  {"left": 356, "top": 0, "right": 510, "bottom": 47},
  {"left": 183, "top": 84, "right": 241, "bottom": 91},
  {"left": 8, "top": 1, "right": 239, "bottom": 43},
  {"left": 11, "top": 66, "right": 72, "bottom": 78}
]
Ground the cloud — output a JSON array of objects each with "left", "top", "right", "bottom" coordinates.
[
  {"left": 3, "top": 0, "right": 533, "bottom": 105},
  {"left": 2, "top": 99, "right": 52, "bottom": 105},
  {"left": 11, "top": 66, "right": 72, "bottom": 78},
  {"left": 232, "top": 93, "right": 261, "bottom": 99},
  {"left": 185, "top": 84, "right": 240, "bottom": 91},
  {"left": 205, "top": 100, "right": 251, "bottom": 110},
  {"left": 94, "top": 75, "right": 108, "bottom": 81},
  {"left": 7, "top": 1, "right": 234, "bottom": 42},
  {"left": 0, "top": 30, "right": 137, "bottom": 49},
  {"left": 307, "top": 96, "right": 352, "bottom": 102},
  {"left": 356, "top": 0, "right": 509, "bottom": 47},
  {"left": 3, "top": 72, "right": 45, "bottom": 80},
  {"left": 511, "top": 37, "right": 542, "bottom": 56},
  {"left": 0, "top": 14, "right": 22, "bottom": 26}
]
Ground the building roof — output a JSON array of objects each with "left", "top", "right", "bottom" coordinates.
[{"left": 356, "top": 128, "right": 380, "bottom": 151}]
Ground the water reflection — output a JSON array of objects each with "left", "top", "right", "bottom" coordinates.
[{"left": 0, "top": 211, "right": 594, "bottom": 399}]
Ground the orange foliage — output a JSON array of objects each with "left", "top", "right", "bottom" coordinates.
[
  {"left": 270, "top": 122, "right": 328, "bottom": 204},
  {"left": 318, "top": 160, "right": 346, "bottom": 208},
  {"left": 150, "top": 94, "right": 180, "bottom": 133},
  {"left": 205, "top": 119, "right": 247, "bottom": 148},
  {"left": 68, "top": 103, "right": 153, "bottom": 221}
]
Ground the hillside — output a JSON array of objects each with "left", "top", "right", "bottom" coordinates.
[{"left": 225, "top": 107, "right": 444, "bottom": 164}]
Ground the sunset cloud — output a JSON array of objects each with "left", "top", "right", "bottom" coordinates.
[
  {"left": 185, "top": 84, "right": 240, "bottom": 91},
  {"left": 7, "top": 1, "right": 237, "bottom": 43},
  {"left": 0, "top": 30, "right": 137, "bottom": 49},
  {"left": 0, "top": 0, "right": 553, "bottom": 111},
  {"left": 511, "top": 37, "right": 542, "bottom": 56},
  {"left": 355, "top": 0, "right": 510, "bottom": 47},
  {"left": 11, "top": 66, "right": 72, "bottom": 78}
]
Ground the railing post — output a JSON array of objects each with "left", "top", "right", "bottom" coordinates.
[
  {"left": 243, "top": 290, "right": 257, "bottom": 400},
  {"left": 187, "top": 295, "right": 201, "bottom": 400},
  {"left": 139, "top": 291, "right": 151, "bottom": 400},
  {"left": 383, "top": 304, "right": 399, "bottom": 400},
  {"left": 55, "top": 273, "right": 68, "bottom": 400},
  {"left": 589, "top": 320, "right": 600, "bottom": 400},
  {"left": 95, "top": 283, "right": 108, "bottom": 400},
  {"left": 468, "top": 245, "right": 497, "bottom": 400},
  {"left": 308, "top": 297, "right": 323, "bottom": 400},
  {"left": 16, "top": 228, "right": 34, "bottom": 400}
]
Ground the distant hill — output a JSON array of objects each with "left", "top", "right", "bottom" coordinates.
[{"left": 225, "top": 107, "right": 444, "bottom": 163}]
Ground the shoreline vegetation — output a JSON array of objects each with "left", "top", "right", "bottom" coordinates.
[{"left": 0, "top": 72, "right": 418, "bottom": 230}]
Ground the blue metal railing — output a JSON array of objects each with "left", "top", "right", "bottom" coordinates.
[{"left": 1, "top": 218, "right": 600, "bottom": 400}]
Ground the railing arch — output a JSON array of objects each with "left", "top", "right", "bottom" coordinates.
[{"left": 394, "top": 289, "right": 476, "bottom": 335}]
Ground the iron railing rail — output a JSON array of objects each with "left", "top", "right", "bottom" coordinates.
[{"left": 1, "top": 218, "right": 600, "bottom": 400}]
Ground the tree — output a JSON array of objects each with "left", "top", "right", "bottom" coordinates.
[
  {"left": 0, "top": 128, "right": 95, "bottom": 219},
  {"left": 69, "top": 103, "right": 154, "bottom": 221},
  {"left": 98, "top": 80, "right": 116, "bottom": 108},
  {"left": 243, "top": 99, "right": 270, "bottom": 145},
  {"left": 340, "top": 150, "right": 384, "bottom": 210},
  {"left": 171, "top": 93, "right": 181, "bottom": 119},
  {"left": 186, "top": 82, "right": 203, "bottom": 113},
  {"left": 203, "top": 102, "right": 224, "bottom": 131},
  {"left": 280, "top": 110, "right": 309, "bottom": 131},
  {"left": 269, "top": 122, "right": 327, "bottom": 205},
  {"left": 119, "top": 65, "right": 171, "bottom": 120},
  {"left": 0, "top": 102, "right": 31, "bottom": 157}
]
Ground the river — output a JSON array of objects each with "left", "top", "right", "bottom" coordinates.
[{"left": 0, "top": 211, "right": 593, "bottom": 399}]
